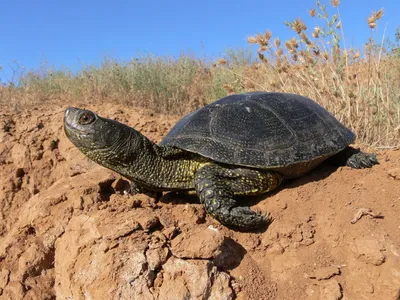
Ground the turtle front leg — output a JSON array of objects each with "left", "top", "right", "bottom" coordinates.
[{"left": 194, "top": 164, "right": 282, "bottom": 229}]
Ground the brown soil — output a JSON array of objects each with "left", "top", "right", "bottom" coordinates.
[{"left": 1, "top": 102, "right": 399, "bottom": 300}]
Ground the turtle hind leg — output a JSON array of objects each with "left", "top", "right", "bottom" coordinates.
[
  {"left": 194, "top": 164, "right": 282, "bottom": 229},
  {"left": 328, "top": 146, "right": 379, "bottom": 169},
  {"left": 346, "top": 151, "right": 378, "bottom": 169}
]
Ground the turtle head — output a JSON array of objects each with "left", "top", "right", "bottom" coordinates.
[{"left": 64, "top": 107, "right": 128, "bottom": 156}]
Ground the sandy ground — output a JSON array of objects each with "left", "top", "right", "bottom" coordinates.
[{"left": 0, "top": 102, "right": 399, "bottom": 300}]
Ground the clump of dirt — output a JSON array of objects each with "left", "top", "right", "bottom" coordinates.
[{"left": 0, "top": 103, "right": 399, "bottom": 299}]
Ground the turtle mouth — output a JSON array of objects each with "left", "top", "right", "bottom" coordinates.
[{"left": 64, "top": 122, "right": 90, "bottom": 139}]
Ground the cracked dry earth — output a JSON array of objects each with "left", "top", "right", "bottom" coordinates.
[{"left": 0, "top": 102, "right": 399, "bottom": 300}]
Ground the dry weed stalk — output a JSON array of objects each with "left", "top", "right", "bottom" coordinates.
[{"left": 241, "top": 1, "right": 398, "bottom": 147}]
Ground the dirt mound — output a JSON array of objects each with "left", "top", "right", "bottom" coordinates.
[{"left": 0, "top": 103, "right": 399, "bottom": 299}]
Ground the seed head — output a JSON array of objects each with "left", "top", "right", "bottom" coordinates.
[
  {"left": 264, "top": 30, "right": 272, "bottom": 41},
  {"left": 293, "top": 18, "right": 307, "bottom": 34},
  {"left": 258, "top": 46, "right": 268, "bottom": 53},
  {"left": 256, "top": 34, "right": 269, "bottom": 46},
  {"left": 216, "top": 58, "right": 227, "bottom": 65},
  {"left": 274, "top": 38, "right": 281, "bottom": 48},
  {"left": 312, "top": 27, "right": 321, "bottom": 38},
  {"left": 331, "top": 0, "right": 340, "bottom": 7},
  {"left": 309, "top": 8, "right": 316, "bottom": 17},
  {"left": 285, "top": 38, "right": 299, "bottom": 54},
  {"left": 248, "top": 36, "right": 258, "bottom": 44},
  {"left": 367, "top": 8, "right": 384, "bottom": 29},
  {"left": 300, "top": 32, "right": 311, "bottom": 45}
]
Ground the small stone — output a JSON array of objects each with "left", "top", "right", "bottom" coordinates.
[
  {"left": 0, "top": 269, "right": 10, "bottom": 289},
  {"left": 146, "top": 247, "right": 169, "bottom": 270},
  {"left": 1, "top": 281, "right": 25, "bottom": 299},
  {"left": 209, "top": 271, "right": 234, "bottom": 300},
  {"left": 266, "top": 242, "right": 285, "bottom": 255},
  {"left": 231, "top": 280, "right": 241, "bottom": 294},
  {"left": 153, "top": 272, "right": 163, "bottom": 288},
  {"left": 387, "top": 168, "right": 400, "bottom": 180},
  {"left": 305, "top": 286, "right": 315, "bottom": 296},
  {"left": 391, "top": 245, "right": 400, "bottom": 257},
  {"left": 95, "top": 211, "right": 141, "bottom": 240},
  {"left": 319, "top": 280, "right": 342, "bottom": 300},
  {"left": 138, "top": 215, "right": 160, "bottom": 231},
  {"left": 171, "top": 226, "right": 225, "bottom": 259},
  {"left": 351, "top": 238, "right": 386, "bottom": 266},
  {"left": 162, "top": 226, "right": 179, "bottom": 240},
  {"left": 158, "top": 257, "right": 233, "bottom": 300}
]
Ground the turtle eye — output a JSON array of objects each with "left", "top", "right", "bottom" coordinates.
[{"left": 78, "top": 111, "right": 95, "bottom": 125}]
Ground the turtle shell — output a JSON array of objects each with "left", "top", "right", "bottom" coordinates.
[{"left": 160, "top": 92, "right": 355, "bottom": 169}]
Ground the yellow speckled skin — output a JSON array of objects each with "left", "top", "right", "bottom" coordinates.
[
  {"left": 194, "top": 164, "right": 282, "bottom": 227},
  {"left": 64, "top": 107, "right": 283, "bottom": 229}
]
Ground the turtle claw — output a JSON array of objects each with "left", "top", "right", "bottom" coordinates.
[
  {"left": 227, "top": 206, "right": 269, "bottom": 229},
  {"left": 346, "top": 152, "right": 379, "bottom": 169}
]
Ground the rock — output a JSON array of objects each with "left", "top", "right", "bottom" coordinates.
[
  {"left": 171, "top": 226, "right": 225, "bottom": 259},
  {"left": 392, "top": 289, "right": 400, "bottom": 300},
  {"left": 159, "top": 203, "right": 206, "bottom": 228},
  {"left": 157, "top": 257, "right": 233, "bottom": 300},
  {"left": 162, "top": 226, "right": 179, "bottom": 240},
  {"left": 95, "top": 211, "right": 141, "bottom": 240},
  {"left": 10, "top": 143, "right": 29, "bottom": 167},
  {"left": 146, "top": 247, "right": 169, "bottom": 270},
  {"left": 319, "top": 280, "right": 342, "bottom": 300},
  {"left": 387, "top": 168, "right": 400, "bottom": 180},
  {"left": 135, "top": 210, "right": 160, "bottom": 231},
  {"left": 266, "top": 242, "right": 285, "bottom": 255},
  {"left": 391, "top": 245, "right": 400, "bottom": 257},
  {"left": 304, "top": 286, "right": 315, "bottom": 296},
  {"left": 15, "top": 242, "right": 52, "bottom": 281},
  {"left": 54, "top": 213, "right": 154, "bottom": 300},
  {"left": 351, "top": 237, "right": 386, "bottom": 266},
  {"left": 209, "top": 271, "right": 234, "bottom": 300},
  {"left": 0, "top": 269, "right": 10, "bottom": 289},
  {"left": 213, "top": 239, "right": 247, "bottom": 270},
  {"left": 1, "top": 281, "right": 25, "bottom": 300}
]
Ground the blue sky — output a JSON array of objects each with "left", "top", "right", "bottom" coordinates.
[{"left": 1, "top": 0, "right": 398, "bottom": 84}]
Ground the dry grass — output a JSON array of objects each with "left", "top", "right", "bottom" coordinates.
[
  {"left": 1, "top": 1, "right": 399, "bottom": 147},
  {"left": 213, "top": 2, "right": 400, "bottom": 147}
]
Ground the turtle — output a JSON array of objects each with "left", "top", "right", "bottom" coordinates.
[{"left": 64, "top": 92, "right": 378, "bottom": 229}]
